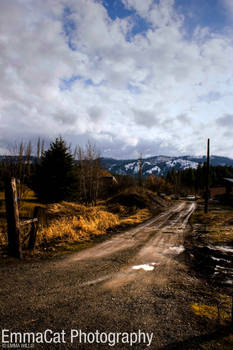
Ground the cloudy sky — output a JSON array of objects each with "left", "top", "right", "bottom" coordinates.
[{"left": 0, "top": 0, "right": 233, "bottom": 159}]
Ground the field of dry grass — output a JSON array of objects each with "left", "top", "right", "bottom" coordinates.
[
  {"left": 0, "top": 187, "right": 162, "bottom": 253},
  {"left": 0, "top": 187, "right": 46, "bottom": 247},
  {"left": 36, "top": 201, "right": 151, "bottom": 248},
  {"left": 190, "top": 206, "right": 233, "bottom": 245},
  {"left": 188, "top": 204, "right": 233, "bottom": 350}
]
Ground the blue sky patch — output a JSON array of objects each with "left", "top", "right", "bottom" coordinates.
[
  {"left": 60, "top": 75, "right": 105, "bottom": 91},
  {"left": 127, "top": 83, "right": 141, "bottom": 94},
  {"left": 130, "top": 14, "right": 152, "bottom": 37},
  {"left": 59, "top": 75, "right": 82, "bottom": 91},
  {"left": 102, "top": 0, "right": 229, "bottom": 40},
  {"left": 102, "top": 0, "right": 133, "bottom": 20},
  {"left": 175, "top": 0, "right": 228, "bottom": 38},
  {"left": 84, "top": 78, "right": 105, "bottom": 87},
  {"left": 198, "top": 91, "right": 222, "bottom": 103},
  {"left": 102, "top": 0, "right": 152, "bottom": 40},
  {"left": 62, "top": 6, "right": 77, "bottom": 51}
]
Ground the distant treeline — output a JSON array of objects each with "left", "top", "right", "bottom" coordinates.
[
  {"left": 1, "top": 137, "right": 233, "bottom": 201},
  {"left": 166, "top": 164, "right": 233, "bottom": 193},
  {"left": 0, "top": 137, "right": 105, "bottom": 205},
  {"left": 1, "top": 137, "right": 171, "bottom": 204}
]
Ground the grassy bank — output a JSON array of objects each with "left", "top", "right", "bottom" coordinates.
[
  {"left": 190, "top": 204, "right": 233, "bottom": 245},
  {"left": 0, "top": 187, "right": 167, "bottom": 258},
  {"left": 37, "top": 201, "right": 151, "bottom": 247},
  {"left": 188, "top": 203, "right": 233, "bottom": 350}
]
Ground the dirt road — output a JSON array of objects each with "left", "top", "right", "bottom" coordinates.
[{"left": 1, "top": 201, "right": 217, "bottom": 349}]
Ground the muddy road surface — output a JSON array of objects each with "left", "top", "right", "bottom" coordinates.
[{"left": 1, "top": 201, "right": 218, "bottom": 349}]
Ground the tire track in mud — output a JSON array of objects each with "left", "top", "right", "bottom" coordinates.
[
  {"left": 76, "top": 201, "right": 196, "bottom": 289},
  {"left": 56, "top": 202, "right": 187, "bottom": 267}
]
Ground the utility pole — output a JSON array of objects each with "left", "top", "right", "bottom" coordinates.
[
  {"left": 138, "top": 154, "right": 143, "bottom": 188},
  {"left": 204, "top": 138, "right": 210, "bottom": 214}
]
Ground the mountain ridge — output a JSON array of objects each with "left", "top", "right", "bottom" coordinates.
[
  {"left": 1, "top": 154, "right": 233, "bottom": 178},
  {"left": 100, "top": 155, "right": 233, "bottom": 177}
]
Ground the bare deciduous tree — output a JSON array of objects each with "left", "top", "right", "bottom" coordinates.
[
  {"left": 6, "top": 138, "right": 45, "bottom": 207},
  {"left": 76, "top": 142, "right": 101, "bottom": 206}
]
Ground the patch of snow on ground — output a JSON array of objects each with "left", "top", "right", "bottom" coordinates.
[
  {"left": 211, "top": 256, "right": 221, "bottom": 261},
  {"left": 211, "top": 256, "right": 229, "bottom": 262},
  {"left": 209, "top": 245, "right": 233, "bottom": 254},
  {"left": 132, "top": 263, "right": 159, "bottom": 271},
  {"left": 215, "top": 266, "right": 233, "bottom": 274},
  {"left": 225, "top": 280, "right": 233, "bottom": 284},
  {"left": 215, "top": 246, "right": 233, "bottom": 253}
]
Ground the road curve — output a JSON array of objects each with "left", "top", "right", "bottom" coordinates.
[{"left": 0, "top": 201, "right": 201, "bottom": 350}]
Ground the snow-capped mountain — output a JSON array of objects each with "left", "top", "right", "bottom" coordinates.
[
  {"left": 100, "top": 155, "right": 233, "bottom": 177},
  {"left": 1, "top": 154, "right": 233, "bottom": 177}
]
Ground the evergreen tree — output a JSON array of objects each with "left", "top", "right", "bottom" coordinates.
[{"left": 33, "top": 137, "right": 78, "bottom": 203}]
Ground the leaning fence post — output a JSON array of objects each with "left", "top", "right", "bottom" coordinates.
[
  {"left": 4, "top": 177, "right": 22, "bottom": 259},
  {"left": 27, "top": 206, "right": 40, "bottom": 250}
]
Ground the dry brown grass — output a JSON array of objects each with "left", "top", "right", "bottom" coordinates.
[
  {"left": 0, "top": 219, "right": 7, "bottom": 245},
  {"left": 0, "top": 188, "right": 45, "bottom": 247},
  {"left": 191, "top": 208, "right": 233, "bottom": 245},
  {"left": 36, "top": 202, "right": 152, "bottom": 247},
  {"left": 0, "top": 188, "right": 161, "bottom": 250},
  {"left": 37, "top": 203, "right": 120, "bottom": 245},
  {"left": 206, "top": 227, "right": 233, "bottom": 245},
  {"left": 192, "top": 209, "right": 233, "bottom": 226},
  {"left": 120, "top": 209, "right": 151, "bottom": 226}
]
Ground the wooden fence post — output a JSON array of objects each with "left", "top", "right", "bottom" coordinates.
[
  {"left": 4, "top": 177, "right": 22, "bottom": 259},
  {"left": 27, "top": 206, "right": 40, "bottom": 250},
  {"left": 232, "top": 296, "right": 233, "bottom": 326},
  {"left": 204, "top": 138, "right": 210, "bottom": 214}
]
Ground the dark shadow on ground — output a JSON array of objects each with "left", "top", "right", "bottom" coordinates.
[{"left": 158, "top": 325, "right": 232, "bottom": 350}]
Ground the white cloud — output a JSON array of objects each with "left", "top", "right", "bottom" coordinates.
[
  {"left": 216, "top": 114, "right": 233, "bottom": 127},
  {"left": 122, "top": 0, "right": 154, "bottom": 17},
  {"left": 222, "top": 0, "right": 233, "bottom": 20},
  {"left": 0, "top": 0, "right": 233, "bottom": 158}
]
